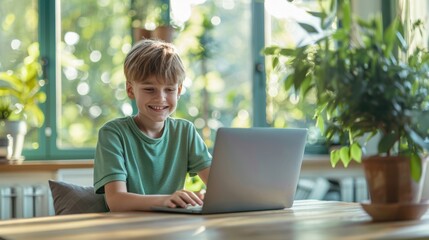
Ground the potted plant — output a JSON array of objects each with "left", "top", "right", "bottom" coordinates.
[
  {"left": 263, "top": 0, "right": 429, "bottom": 221},
  {"left": 130, "top": 0, "right": 155, "bottom": 41},
  {"left": 131, "top": 1, "right": 174, "bottom": 43},
  {"left": 0, "top": 42, "right": 46, "bottom": 161},
  {"left": 151, "top": 3, "right": 174, "bottom": 43}
]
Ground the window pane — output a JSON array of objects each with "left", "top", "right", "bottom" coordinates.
[
  {"left": 0, "top": 0, "right": 39, "bottom": 149},
  {"left": 172, "top": 0, "right": 252, "bottom": 148},
  {"left": 265, "top": 0, "right": 331, "bottom": 151},
  {"left": 59, "top": 0, "right": 132, "bottom": 148},
  {"left": 0, "top": 1, "right": 38, "bottom": 71},
  {"left": 402, "top": 0, "right": 429, "bottom": 48}
]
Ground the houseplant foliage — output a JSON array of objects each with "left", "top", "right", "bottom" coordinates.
[
  {"left": 0, "top": 42, "right": 46, "bottom": 128},
  {"left": 263, "top": 0, "right": 429, "bottom": 182}
]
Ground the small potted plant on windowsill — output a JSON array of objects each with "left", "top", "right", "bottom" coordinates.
[
  {"left": 263, "top": 0, "right": 429, "bottom": 221},
  {"left": 0, "top": 42, "right": 46, "bottom": 161},
  {"left": 131, "top": 2, "right": 174, "bottom": 43}
]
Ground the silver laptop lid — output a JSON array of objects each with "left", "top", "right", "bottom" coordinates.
[{"left": 202, "top": 127, "right": 307, "bottom": 214}]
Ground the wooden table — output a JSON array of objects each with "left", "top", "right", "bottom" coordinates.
[{"left": 1, "top": 200, "right": 428, "bottom": 240}]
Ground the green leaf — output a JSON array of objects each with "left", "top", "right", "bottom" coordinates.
[
  {"left": 332, "top": 29, "right": 348, "bottom": 41},
  {"left": 279, "top": 48, "right": 296, "bottom": 56},
  {"left": 405, "top": 125, "right": 429, "bottom": 151},
  {"left": 27, "top": 42, "right": 40, "bottom": 58},
  {"left": 272, "top": 57, "right": 279, "bottom": 69},
  {"left": 410, "top": 153, "right": 422, "bottom": 182},
  {"left": 0, "top": 72, "right": 23, "bottom": 90},
  {"left": 383, "top": 18, "right": 398, "bottom": 57},
  {"left": 341, "top": 0, "right": 352, "bottom": 31},
  {"left": 396, "top": 32, "right": 408, "bottom": 51},
  {"left": 350, "top": 142, "right": 362, "bottom": 163},
  {"left": 293, "top": 65, "right": 310, "bottom": 89},
  {"left": 284, "top": 74, "right": 294, "bottom": 91},
  {"left": 299, "top": 76, "right": 312, "bottom": 98},
  {"left": 339, "top": 146, "right": 351, "bottom": 167},
  {"left": 330, "top": 149, "right": 340, "bottom": 167},
  {"left": 26, "top": 104, "right": 45, "bottom": 128},
  {"left": 316, "top": 115, "right": 325, "bottom": 133},
  {"left": 35, "top": 91, "right": 47, "bottom": 103},
  {"left": 322, "top": 0, "right": 337, "bottom": 29},
  {"left": 373, "top": 16, "right": 383, "bottom": 44},
  {"left": 298, "top": 22, "right": 319, "bottom": 34},
  {"left": 261, "top": 46, "right": 278, "bottom": 55},
  {"left": 378, "top": 133, "right": 398, "bottom": 154},
  {"left": 356, "top": 18, "right": 372, "bottom": 28},
  {"left": 306, "top": 11, "right": 325, "bottom": 19}
]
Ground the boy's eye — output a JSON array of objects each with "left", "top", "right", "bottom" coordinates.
[
  {"left": 167, "top": 88, "right": 176, "bottom": 92},
  {"left": 144, "top": 88, "right": 154, "bottom": 92}
]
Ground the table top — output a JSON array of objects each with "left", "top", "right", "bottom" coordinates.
[{"left": 1, "top": 200, "right": 428, "bottom": 240}]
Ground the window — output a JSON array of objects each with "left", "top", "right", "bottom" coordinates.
[{"left": 0, "top": 0, "right": 406, "bottom": 160}]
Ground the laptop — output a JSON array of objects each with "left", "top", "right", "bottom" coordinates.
[{"left": 151, "top": 127, "right": 308, "bottom": 214}]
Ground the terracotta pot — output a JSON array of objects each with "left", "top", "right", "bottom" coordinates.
[
  {"left": 152, "top": 26, "right": 174, "bottom": 42},
  {"left": 362, "top": 156, "right": 427, "bottom": 204},
  {"left": 133, "top": 28, "right": 152, "bottom": 41}
]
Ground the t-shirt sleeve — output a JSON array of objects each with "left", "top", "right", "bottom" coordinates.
[
  {"left": 187, "top": 124, "right": 212, "bottom": 176},
  {"left": 93, "top": 124, "right": 128, "bottom": 194}
]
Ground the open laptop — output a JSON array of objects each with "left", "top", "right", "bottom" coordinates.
[{"left": 151, "top": 127, "right": 308, "bottom": 214}]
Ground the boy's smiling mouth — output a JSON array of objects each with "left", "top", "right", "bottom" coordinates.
[{"left": 149, "top": 105, "right": 168, "bottom": 110}]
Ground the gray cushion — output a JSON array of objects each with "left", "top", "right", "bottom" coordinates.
[{"left": 48, "top": 180, "right": 108, "bottom": 215}]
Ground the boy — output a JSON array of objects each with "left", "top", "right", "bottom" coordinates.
[{"left": 93, "top": 39, "right": 212, "bottom": 212}]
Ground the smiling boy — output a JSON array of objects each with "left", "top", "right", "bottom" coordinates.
[{"left": 93, "top": 39, "right": 212, "bottom": 211}]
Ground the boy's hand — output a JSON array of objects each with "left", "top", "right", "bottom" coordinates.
[
  {"left": 164, "top": 189, "right": 204, "bottom": 208},
  {"left": 196, "top": 189, "right": 206, "bottom": 200}
]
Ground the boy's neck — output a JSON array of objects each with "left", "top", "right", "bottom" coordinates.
[{"left": 133, "top": 115, "right": 165, "bottom": 138}]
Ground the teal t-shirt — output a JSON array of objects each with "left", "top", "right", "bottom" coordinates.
[{"left": 93, "top": 116, "right": 212, "bottom": 194}]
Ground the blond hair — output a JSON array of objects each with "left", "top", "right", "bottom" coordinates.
[{"left": 124, "top": 39, "right": 185, "bottom": 84}]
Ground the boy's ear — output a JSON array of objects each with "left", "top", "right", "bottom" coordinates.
[
  {"left": 126, "top": 81, "right": 135, "bottom": 99},
  {"left": 177, "top": 84, "right": 183, "bottom": 98}
]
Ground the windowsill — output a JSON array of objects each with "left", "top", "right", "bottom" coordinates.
[
  {"left": 0, "top": 156, "right": 363, "bottom": 178},
  {"left": 0, "top": 159, "right": 94, "bottom": 172},
  {"left": 300, "top": 154, "right": 364, "bottom": 178}
]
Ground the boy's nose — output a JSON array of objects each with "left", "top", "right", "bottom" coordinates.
[{"left": 156, "top": 90, "right": 167, "bottom": 100}]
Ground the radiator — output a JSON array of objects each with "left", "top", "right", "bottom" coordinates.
[
  {"left": 295, "top": 177, "right": 369, "bottom": 202},
  {"left": 0, "top": 185, "right": 54, "bottom": 219}
]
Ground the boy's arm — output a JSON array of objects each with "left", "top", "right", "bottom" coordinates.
[
  {"left": 198, "top": 167, "right": 210, "bottom": 185},
  {"left": 104, "top": 181, "right": 203, "bottom": 212}
]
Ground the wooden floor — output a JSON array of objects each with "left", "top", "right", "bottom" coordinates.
[{"left": 0, "top": 200, "right": 428, "bottom": 240}]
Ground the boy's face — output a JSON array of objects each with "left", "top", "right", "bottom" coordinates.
[{"left": 127, "top": 76, "right": 182, "bottom": 126}]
